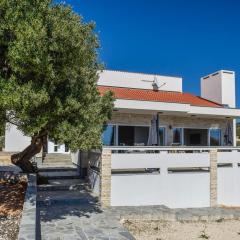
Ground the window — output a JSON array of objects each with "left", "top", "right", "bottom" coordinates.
[
  {"left": 102, "top": 125, "right": 116, "bottom": 146},
  {"left": 118, "top": 126, "right": 149, "bottom": 146},
  {"left": 54, "top": 143, "right": 58, "bottom": 152},
  {"left": 210, "top": 129, "right": 221, "bottom": 146},
  {"left": 190, "top": 133, "right": 201, "bottom": 145},
  {"left": 183, "top": 129, "right": 208, "bottom": 146},
  {"left": 159, "top": 127, "right": 165, "bottom": 146},
  {"left": 65, "top": 144, "right": 69, "bottom": 152},
  {"left": 173, "top": 128, "right": 182, "bottom": 145}
]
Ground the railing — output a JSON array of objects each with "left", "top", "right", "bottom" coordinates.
[{"left": 104, "top": 146, "right": 240, "bottom": 153}]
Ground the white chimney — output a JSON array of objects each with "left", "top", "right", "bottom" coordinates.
[{"left": 201, "top": 70, "right": 236, "bottom": 108}]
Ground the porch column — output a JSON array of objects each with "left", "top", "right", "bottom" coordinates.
[
  {"left": 210, "top": 149, "right": 218, "bottom": 207},
  {"left": 100, "top": 148, "right": 112, "bottom": 207},
  {"left": 233, "top": 119, "right": 237, "bottom": 147}
]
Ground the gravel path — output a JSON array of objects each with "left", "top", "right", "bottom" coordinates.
[{"left": 0, "top": 216, "right": 21, "bottom": 240}]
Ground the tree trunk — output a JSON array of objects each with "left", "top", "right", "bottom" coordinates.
[{"left": 11, "top": 135, "right": 45, "bottom": 173}]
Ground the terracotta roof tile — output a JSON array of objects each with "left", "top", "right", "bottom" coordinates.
[{"left": 98, "top": 86, "right": 222, "bottom": 108}]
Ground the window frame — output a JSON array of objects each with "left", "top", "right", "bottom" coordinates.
[
  {"left": 159, "top": 126, "right": 166, "bottom": 146},
  {"left": 209, "top": 128, "right": 222, "bottom": 146},
  {"left": 102, "top": 124, "right": 117, "bottom": 146},
  {"left": 102, "top": 123, "right": 167, "bottom": 146},
  {"left": 172, "top": 127, "right": 183, "bottom": 145}
]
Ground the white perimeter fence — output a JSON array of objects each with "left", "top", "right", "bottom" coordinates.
[{"left": 96, "top": 147, "right": 240, "bottom": 208}]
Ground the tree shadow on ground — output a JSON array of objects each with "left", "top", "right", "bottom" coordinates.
[{"left": 38, "top": 190, "right": 103, "bottom": 222}]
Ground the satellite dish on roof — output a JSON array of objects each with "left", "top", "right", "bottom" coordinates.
[{"left": 152, "top": 76, "right": 166, "bottom": 90}]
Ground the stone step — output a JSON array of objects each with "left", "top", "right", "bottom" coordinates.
[
  {"left": 38, "top": 179, "right": 87, "bottom": 191},
  {"left": 43, "top": 160, "right": 72, "bottom": 164},
  {"left": 41, "top": 162, "right": 73, "bottom": 166},
  {"left": 43, "top": 154, "right": 71, "bottom": 163},
  {"left": 41, "top": 159, "right": 72, "bottom": 162},
  {"left": 37, "top": 189, "right": 98, "bottom": 206},
  {"left": 44, "top": 153, "right": 71, "bottom": 158},
  {"left": 37, "top": 198, "right": 95, "bottom": 207},
  {"left": 43, "top": 158, "right": 72, "bottom": 162},
  {"left": 44, "top": 155, "right": 71, "bottom": 158},
  {"left": 42, "top": 160, "right": 72, "bottom": 164},
  {"left": 37, "top": 184, "right": 85, "bottom": 191},
  {"left": 45, "top": 153, "right": 70, "bottom": 156},
  {"left": 39, "top": 170, "right": 80, "bottom": 179},
  {"left": 38, "top": 167, "right": 77, "bottom": 172},
  {"left": 39, "top": 166, "right": 75, "bottom": 170},
  {"left": 46, "top": 175, "right": 81, "bottom": 180}
]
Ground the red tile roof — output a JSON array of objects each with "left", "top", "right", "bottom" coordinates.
[{"left": 98, "top": 86, "right": 222, "bottom": 108}]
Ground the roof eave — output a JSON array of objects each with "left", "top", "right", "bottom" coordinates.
[{"left": 114, "top": 99, "right": 240, "bottom": 118}]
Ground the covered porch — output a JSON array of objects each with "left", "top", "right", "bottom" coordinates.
[
  {"left": 102, "top": 112, "right": 236, "bottom": 147},
  {"left": 100, "top": 85, "right": 240, "bottom": 147},
  {"left": 103, "top": 123, "right": 225, "bottom": 147}
]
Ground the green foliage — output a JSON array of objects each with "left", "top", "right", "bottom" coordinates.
[{"left": 0, "top": 0, "right": 114, "bottom": 151}]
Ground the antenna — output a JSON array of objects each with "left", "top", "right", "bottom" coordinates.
[{"left": 152, "top": 76, "right": 166, "bottom": 90}]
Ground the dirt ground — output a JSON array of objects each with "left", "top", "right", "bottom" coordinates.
[
  {"left": 0, "top": 179, "right": 27, "bottom": 217},
  {"left": 0, "top": 179, "right": 27, "bottom": 240},
  {"left": 124, "top": 219, "right": 240, "bottom": 240}
]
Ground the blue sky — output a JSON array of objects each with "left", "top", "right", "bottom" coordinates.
[{"left": 56, "top": 0, "right": 240, "bottom": 106}]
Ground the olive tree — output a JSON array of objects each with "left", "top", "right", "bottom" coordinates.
[{"left": 0, "top": 0, "right": 113, "bottom": 172}]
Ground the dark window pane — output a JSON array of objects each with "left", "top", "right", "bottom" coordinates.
[
  {"left": 102, "top": 125, "right": 115, "bottom": 146},
  {"left": 118, "top": 126, "right": 134, "bottom": 146},
  {"left": 173, "top": 128, "right": 182, "bottom": 144},
  {"left": 134, "top": 126, "right": 149, "bottom": 146},
  {"left": 190, "top": 133, "right": 201, "bottom": 145},
  {"left": 65, "top": 144, "right": 69, "bottom": 152},
  {"left": 118, "top": 126, "right": 149, "bottom": 146},
  {"left": 54, "top": 145, "right": 58, "bottom": 152},
  {"left": 159, "top": 127, "right": 165, "bottom": 146},
  {"left": 210, "top": 129, "right": 221, "bottom": 146}
]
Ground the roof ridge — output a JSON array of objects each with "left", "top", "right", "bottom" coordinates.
[
  {"left": 98, "top": 85, "right": 222, "bottom": 108},
  {"left": 196, "top": 96, "right": 222, "bottom": 106},
  {"left": 103, "top": 69, "right": 182, "bottom": 79}
]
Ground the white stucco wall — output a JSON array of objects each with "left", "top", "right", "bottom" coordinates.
[
  {"left": 110, "top": 150, "right": 240, "bottom": 208},
  {"left": 98, "top": 70, "right": 183, "bottom": 92},
  {"left": 111, "top": 151, "right": 210, "bottom": 208},
  {"left": 4, "top": 124, "right": 69, "bottom": 153},
  {"left": 5, "top": 123, "right": 31, "bottom": 152},
  {"left": 47, "top": 140, "right": 69, "bottom": 154},
  {"left": 217, "top": 151, "right": 240, "bottom": 206},
  {"left": 201, "top": 70, "right": 236, "bottom": 108}
]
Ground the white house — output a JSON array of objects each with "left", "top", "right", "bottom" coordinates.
[
  {"left": 5, "top": 69, "right": 240, "bottom": 209},
  {"left": 99, "top": 69, "right": 240, "bottom": 148},
  {"left": 78, "top": 69, "right": 240, "bottom": 209},
  {"left": 4, "top": 69, "right": 240, "bottom": 152}
]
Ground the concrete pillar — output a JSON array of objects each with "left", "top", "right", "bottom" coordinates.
[
  {"left": 210, "top": 149, "right": 218, "bottom": 207},
  {"left": 233, "top": 119, "right": 237, "bottom": 147},
  {"left": 100, "top": 149, "right": 112, "bottom": 207}
]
